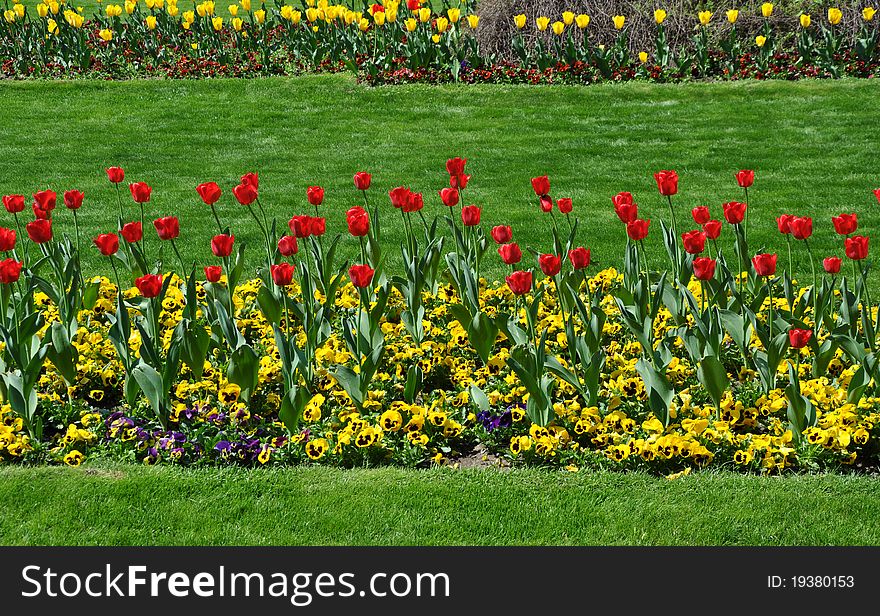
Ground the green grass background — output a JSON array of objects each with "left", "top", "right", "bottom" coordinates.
[
  {"left": 2, "top": 76, "right": 878, "bottom": 282},
  {"left": 3, "top": 465, "right": 880, "bottom": 545}
]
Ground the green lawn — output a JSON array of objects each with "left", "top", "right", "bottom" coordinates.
[
  {"left": 2, "top": 465, "right": 879, "bottom": 545},
  {"left": 2, "top": 76, "right": 878, "bottom": 281}
]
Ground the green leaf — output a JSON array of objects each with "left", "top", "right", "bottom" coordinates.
[
  {"left": 227, "top": 344, "right": 260, "bottom": 400},
  {"left": 132, "top": 361, "right": 166, "bottom": 426},
  {"left": 696, "top": 355, "right": 730, "bottom": 411}
]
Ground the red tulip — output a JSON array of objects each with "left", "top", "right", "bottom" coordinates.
[
  {"left": 612, "top": 192, "right": 634, "bottom": 207},
  {"left": 498, "top": 243, "right": 522, "bottom": 265},
  {"left": 120, "top": 221, "right": 143, "bottom": 243},
  {"left": 506, "top": 270, "right": 533, "bottom": 296},
  {"left": 0, "top": 258, "right": 22, "bottom": 284},
  {"left": 832, "top": 213, "right": 857, "bottom": 235},
  {"left": 196, "top": 182, "right": 222, "bottom": 205},
  {"left": 406, "top": 0, "right": 420, "bottom": 10},
  {"left": 33, "top": 189, "right": 56, "bottom": 213},
  {"left": 491, "top": 225, "right": 512, "bottom": 244},
  {"left": 874, "top": 188, "right": 880, "bottom": 204},
  {"left": 211, "top": 234, "right": 235, "bottom": 257},
  {"left": 353, "top": 172, "right": 372, "bottom": 191},
  {"left": 232, "top": 183, "right": 258, "bottom": 206},
  {"left": 531, "top": 176, "right": 550, "bottom": 197},
  {"left": 557, "top": 198, "right": 573, "bottom": 214},
  {"left": 845, "top": 235, "right": 869, "bottom": 261},
  {"left": 653, "top": 170, "right": 678, "bottom": 196},
  {"left": 402, "top": 192, "right": 423, "bottom": 214},
  {"left": 277, "top": 235, "right": 298, "bottom": 256},
  {"left": 389, "top": 186, "right": 411, "bottom": 209},
  {"left": 823, "top": 257, "right": 842, "bottom": 274},
  {"left": 63, "top": 190, "right": 84, "bottom": 210},
  {"left": 539, "top": 254, "right": 561, "bottom": 276},
  {"left": 105, "top": 167, "right": 125, "bottom": 184},
  {"left": 32, "top": 203, "right": 50, "bottom": 220},
  {"left": 703, "top": 220, "right": 722, "bottom": 240},
  {"left": 241, "top": 172, "right": 259, "bottom": 190},
  {"left": 461, "top": 205, "right": 481, "bottom": 226},
  {"left": 129, "top": 182, "right": 152, "bottom": 203},
  {"left": 691, "top": 206, "right": 710, "bottom": 225},
  {"left": 309, "top": 217, "right": 326, "bottom": 237},
  {"left": 135, "top": 274, "right": 163, "bottom": 298},
  {"left": 271, "top": 263, "right": 296, "bottom": 286},
  {"left": 788, "top": 328, "right": 812, "bottom": 349},
  {"left": 568, "top": 247, "right": 590, "bottom": 270},
  {"left": 692, "top": 257, "right": 716, "bottom": 281},
  {"left": 153, "top": 216, "right": 179, "bottom": 241},
  {"left": 681, "top": 230, "right": 707, "bottom": 255},
  {"left": 752, "top": 253, "right": 777, "bottom": 277},
  {"left": 614, "top": 201, "right": 638, "bottom": 224},
  {"left": 776, "top": 214, "right": 794, "bottom": 235},
  {"left": 735, "top": 169, "right": 755, "bottom": 189},
  {"left": 26, "top": 219, "right": 52, "bottom": 244},
  {"left": 2, "top": 195, "right": 24, "bottom": 214},
  {"left": 306, "top": 185, "right": 324, "bottom": 206},
  {"left": 790, "top": 217, "right": 813, "bottom": 240},
  {"left": 289, "top": 215, "right": 312, "bottom": 238},
  {"left": 626, "top": 219, "right": 650, "bottom": 241},
  {"left": 446, "top": 157, "right": 467, "bottom": 177},
  {"left": 349, "top": 264, "right": 375, "bottom": 288},
  {"left": 723, "top": 201, "right": 746, "bottom": 225},
  {"left": 450, "top": 174, "right": 470, "bottom": 190},
  {"left": 439, "top": 187, "right": 459, "bottom": 207},
  {"left": 0, "top": 228, "right": 15, "bottom": 252},
  {"left": 347, "top": 206, "right": 370, "bottom": 237},
  {"left": 539, "top": 195, "right": 553, "bottom": 213},
  {"left": 93, "top": 233, "right": 119, "bottom": 256},
  {"left": 204, "top": 266, "right": 223, "bottom": 283}
]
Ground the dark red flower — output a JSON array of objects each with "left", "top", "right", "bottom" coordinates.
[
  {"left": 776, "top": 214, "right": 794, "bottom": 234},
  {"left": 135, "top": 273, "right": 163, "bottom": 298},
  {"left": 349, "top": 264, "right": 375, "bottom": 288},
  {"left": 498, "top": 243, "right": 522, "bottom": 265},
  {"left": 539, "top": 195, "right": 553, "bottom": 213},
  {"left": 439, "top": 187, "right": 459, "bottom": 207},
  {"left": 735, "top": 169, "right": 755, "bottom": 189},
  {"left": 241, "top": 172, "right": 259, "bottom": 190},
  {"left": 845, "top": 235, "right": 869, "bottom": 261},
  {"left": 568, "top": 247, "right": 590, "bottom": 270},
  {"left": 204, "top": 265, "right": 222, "bottom": 283},
  {"left": 461, "top": 205, "right": 481, "bottom": 226},
  {"left": 723, "top": 201, "right": 747, "bottom": 225},
  {"left": 823, "top": 257, "right": 841, "bottom": 274},
  {"left": 557, "top": 198, "right": 573, "bottom": 214},
  {"left": 692, "top": 257, "right": 716, "bottom": 281},
  {"left": 153, "top": 216, "right": 180, "bottom": 241},
  {"left": 353, "top": 172, "right": 372, "bottom": 191},
  {"left": 277, "top": 235, "right": 298, "bottom": 256},
  {"left": 539, "top": 254, "right": 561, "bottom": 277},
  {"left": 789, "top": 217, "right": 813, "bottom": 240},
  {"left": 232, "top": 183, "right": 258, "bottom": 206},
  {"left": 681, "top": 230, "right": 707, "bottom": 255},
  {"left": 129, "top": 182, "right": 152, "bottom": 203},
  {"left": 531, "top": 175, "right": 550, "bottom": 197},
  {"left": 211, "top": 234, "right": 234, "bottom": 257},
  {"left": 506, "top": 270, "right": 533, "bottom": 295},
  {"left": 120, "top": 221, "right": 143, "bottom": 243},
  {"left": 389, "top": 186, "right": 411, "bottom": 209},
  {"left": 446, "top": 157, "right": 467, "bottom": 177},
  {"left": 703, "top": 220, "right": 722, "bottom": 240},
  {"left": 196, "top": 182, "right": 222, "bottom": 205},
  {"left": 614, "top": 202, "right": 638, "bottom": 224},
  {"left": 450, "top": 174, "right": 470, "bottom": 189},
  {"left": 491, "top": 225, "right": 512, "bottom": 244},
  {"left": 402, "top": 192, "right": 423, "bottom": 214},
  {"left": 93, "top": 233, "right": 119, "bottom": 256},
  {"left": 105, "top": 167, "right": 125, "bottom": 184},
  {"left": 289, "top": 215, "right": 312, "bottom": 238},
  {"left": 32, "top": 203, "right": 50, "bottom": 220},
  {"left": 347, "top": 206, "right": 370, "bottom": 237},
  {"left": 752, "top": 253, "right": 777, "bottom": 277},
  {"left": 0, "top": 258, "right": 22, "bottom": 284},
  {"left": 612, "top": 192, "right": 633, "bottom": 207},
  {"left": 832, "top": 213, "right": 857, "bottom": 235},
  {"left": 0, "top": 228, "right": 15, "bottom": 252},
  {"left": 26, "top": 218, "right": 52, "bottom": 244},
  {"left": 788, "top": 328, "right": 812, "bottom": 349},
  {"left": 2, "top": 195, "right": 24, "bottom": 214},
  {"left": 691, "top": 206, "right": 710, "bottom": 225},
  {"left": 653, "top": 170, "right": 678, "bottom": 196},
  {"left": 626, "top": 219, "right": 650, "bottom": 241},
  {"left": 33, "top": 189, "right": 56, "bottom": 213},
  {"left": 306, "top": 185, "right": 324, "bottom": 206},
  {"left": 271, "top": 263, "right": 296, "bottom": 286},
  {"left": 63, "top": 190, "right": 84, "bottom": 210},
  {"left": 309, "top": 217, "right": 326, "bottom": 236}
]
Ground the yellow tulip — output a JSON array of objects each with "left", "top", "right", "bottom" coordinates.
[
  {"left": 48, "top": 1, "right": 59, "bottom": 14},
  {"left": 254, "top": 8, "right": 265, "bottom": 23},
  {"left": 105, "top": 4, "right": 121, "bottom": 17},
  {"left": 13, "top": 3, "right": 24, "bottom": 17},
  {"left": 799, "top": 13, "right": 811, "bottom": 28},
  {"left": 431, "top": 33, "right": 440, "bottom": 43},
  {"left": 146, "top": 0, "right": 156, "bottom": 9},
  {"left": 306, "top": 7, "right": 318, "bottom": 21},
  {"left": 418, "top": 7, "right": 430, "bottom": 22},
  {"left": 562, "top": 11, "right": 574, "bottom": 25},
  {"left": 447, "top": 7, "right": 459, "bottom": 22},
  {"left": 37, "top": 3, "right": 48, "bottom": 17},
  {"left": 467, "top": 14, "right": 478, "bottom": 29},
  {"left": 828, "top": 7, "right": 842, "bottom": 25},
  {"left": 726, "top": 9, "right": 739, "bottom": 24},
  {"left": 232, "top": 16, "right": 242, "bottom": 30},
  {"left": 99, "top": 27, "right": 112, "bottom": 40},
  {"left": 204, "top": 1, "right": 215, "bottom": 15},
  {"left": 291, "top": 9, "right": 301, "bottom": 23},
  {"left": 514, "top": 14, "right": 526, "bottom": 29},
  {"left": 639, "top": 51, "right": 648, "bottom": 63},
  {"left": 755, "top": 35, "right": 766, "bottom": 47},
  {"left": 167, "top": 5, "right": 178, "bottom": 16},
  {"left": 863, "top": 7, "right": 876, "bottom": 21},
  {"left": 211, "top": 15, "right": 222, "bottom": 30},
  {"left": 196, "top": 3, "right": 206, "bottom": 16},
  {"left": 47, "top": 17, "right": 57, "bottom": 32},
  {"left": 536, "top": 16, "right": 549, "bottom": 30},
  {"left": 552, "top": 20, "right": 564, "bottom": 35},
  {"left": 761, "top": 2, "right": 773, "bottom": 17},
  {"left": 3, "top": 9, "right": 14, "bottom": 22},
  {"left": 191, "top": 42, "right": 198, "bottom": 49},
  {"left": 182, "top": 20, "right": 191, "bottom": 29},
  {"left": 229, "top": 4, "right": 238, "bottom": 15},
  {"left": 698, "top": 10, "right": 711, "bottom": 25},
  {"left": 183, "top": 10, "right": 194, "bottom": 23},
  {"left": 654, "top": 9, "right": 666, "bottom": 24},
  {"left": 436, "top": 16, "right": 448, "bottom": 32},
  {"left": 240, "top": 0, "right": 250, "bottom": 11},
  {"left": 405, "top": 17, "right": 416, "bottom": 31},
  {"left": 358, "top": 16, "right": 368, "bottom": 31},
  {"left": 373, "top": 10, "right": 385, "bottom": 25},
  {"left": 612, "top": 15, "right": 625, "bottom": 29},
  {"left": 575, "top": 14, "right": 589, "bottom": 28},
  {"left": 124, "top": 0, "right": 134, "bottom": 14},
  {"left": 386, "top": 8, "right": 396, "bottom": 22},
  {"left": 145, "top": 14, "right": 156, "bottom": 28}
]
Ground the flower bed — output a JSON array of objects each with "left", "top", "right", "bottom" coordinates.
[
  {"left": 1, "top": 160, "right": 880, "bottom": 476},
  {"left": 0, "top": 0, "right": 878, "bottom": 82}
]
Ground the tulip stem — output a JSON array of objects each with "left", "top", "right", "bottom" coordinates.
[
  {"left": 805, "top": 239, "right": 817, "bottom": 332},
  {"left": 170, "top": 239, "right": 187, "bottom": 277},
  {"left": 114, "top": 183, "right": 123, "bottom": 220},
  {"left": 211, "top": 205, "right": 224, "bottom": 235},
  {"left": 768, "top": 277, "right": 774, "bottom": 345}
]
